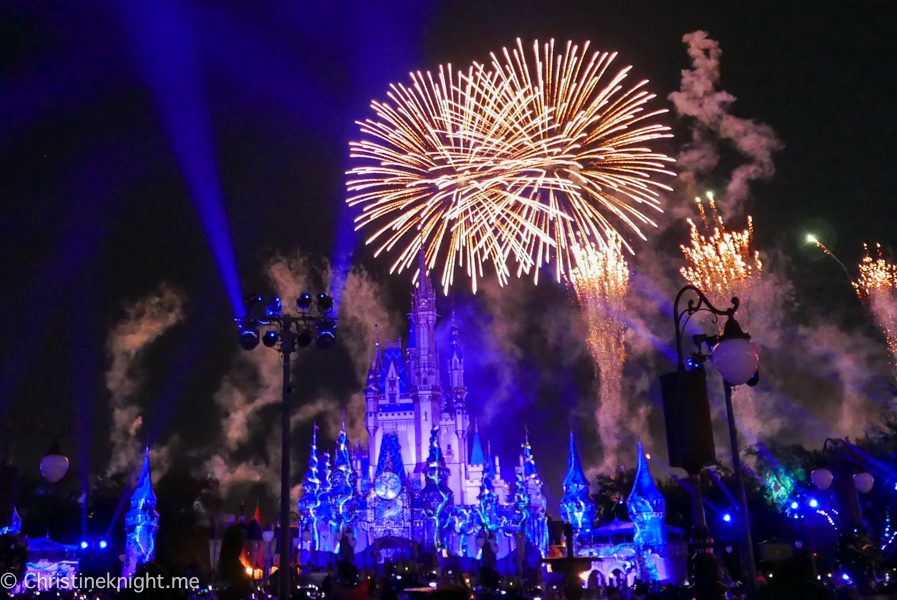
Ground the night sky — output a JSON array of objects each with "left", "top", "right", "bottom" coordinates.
[{"left": 1, "top": 1, "right": 895, "bottom": 512}]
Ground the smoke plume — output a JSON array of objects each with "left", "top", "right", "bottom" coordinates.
[
  {"left": 106, "top": 284, "right": 185, "bottom": 475},
  {"left": 669, "top": 31, "right": 783, "bottom": 215}
]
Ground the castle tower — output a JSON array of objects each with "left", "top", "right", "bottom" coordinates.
[
  {"left": 519, "top": 431, "right": 549, "bottom": 557},
  {"left": 364, "top": 357, "right": 379, "bottom": 473},
  {"left": 627, "top": 442, "right": 667, "bottom": 581},
  {"left": 411, "top": 251, "right": 441, "bottom": 471},
  {"left": 298, "top": 424, "right": 322, "bottom": 548},
  {"left": 560, "top": 432, "right": 596, "bottom": 533},
  {"left": 123, "top": 449, "right": 159, "bottom": 578}
]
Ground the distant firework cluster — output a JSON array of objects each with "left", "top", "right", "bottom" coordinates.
[
  {"left": 854, "top": 244, "right": 897, "bottom": 366},
  {"left": 348, "top": 39, "right": 675, "bottom": 293},
  {"left": 680, "top": 193, "right": 762, "bottom": 311}
]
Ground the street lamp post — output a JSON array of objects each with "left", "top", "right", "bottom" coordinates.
[
  {"left": 662, "top": 285, "right": 760, "bottom": 600},
  {"left": 235, "top": 293, "right": 338, "bottom": 600},
  {"left": 811, "top": 438, "right": 878, "bottom": 588}
]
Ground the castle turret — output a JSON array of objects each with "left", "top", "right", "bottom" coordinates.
[
  {"left": 298, "top": 424, "right": 322, "bottom": 548},
  {"left": 365, "top": 357, "right": 379, "bottom": 472},
  {"left": 519, "top": 431, "right": 549, "bottom": 557},
  {"left": 123, "top": 449, "right": 159, "bottom": 578},
  {"left": 627, "top": 442, "right": 667, "bottom": 581},
  {"left": 420, "top": 427, "right": 453, "bottom": 550},
  {"left": 327, "top": 416, "right": 360, "bottom": 530},
  {"left": 560, "top": 432, "right": 596, "bottom": 534}
]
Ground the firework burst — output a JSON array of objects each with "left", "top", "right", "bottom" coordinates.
[
  {"left": 570, "top": 234, "right": 629, "bottom": 471},
  {"left": 853, "top": 244, "right": 897, "bottom": 367},
  {"left": 347, "top": 39, "right": 675, "bottom": 293},
  {"left": 680, "top": 193, "right": 762, "bottom": 312}
]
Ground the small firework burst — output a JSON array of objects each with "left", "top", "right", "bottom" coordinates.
[
  {"left": 680, "top": 193, "right": 762, "bottom": 311},
  {"left": 854, "top": 244, "right": 897, "bottom": 366}
]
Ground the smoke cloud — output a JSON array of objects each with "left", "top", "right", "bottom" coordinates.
[
  {"left": 106, "top": 285, "right": 185, "bottom": 475},
  {"left": 668, "top": 31, "right": 783, "bottom": 215},
  {"left": 203, "top": 253, "right": 397, "bottom": 498}
]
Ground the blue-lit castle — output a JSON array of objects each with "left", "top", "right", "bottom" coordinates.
[
  {"left": 297, "top": 262, "right": 547, "bottom": 566},
  {"left": 295, "top": 262, "right": 686, "bottom": 583}
]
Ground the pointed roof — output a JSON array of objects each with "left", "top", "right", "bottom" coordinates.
[
  {"left": 484, "top": 440, "right": 497, "bottom": 480},
  {"left": 470, "top": 423, "right": 485, "bottom": 466},
  {"left": 450, "top": 313, "right": 463, "bottom": 361},
  {"left": 131, "top": 448, "right": 156, "bottom": 508},
  {"left": 375, "top": 433, "right": 406, "bottom": 484},
  {"left": 563, "top": 432, "right": 589, "bottom": 489},
  {"left": 426, "top": 426, "right": 446, "bottom": 468},
  {"left": 416, "top": 247, "right": 434, "bottom": 297},
  {"left": 628, "top": 442, "right": 663, "bottom": 502},
  {"left": 522, "top": 428, "right": 539, "bottom": 479},
  {"left": 302, "top": 423, "right": 321, "bottom": 492},
  {"left": 334, "top": 415, "right": 352, "bottom": 470},
  {"left": 252, "top": 503, "right": 263, "bottom": 526},
  {"left": 365, "top": 357, "right": 378, "bottom": 392}
]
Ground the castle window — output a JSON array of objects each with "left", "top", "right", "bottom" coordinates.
[{"left": 423, "top": 413, "right": 427, "bottom": 422}]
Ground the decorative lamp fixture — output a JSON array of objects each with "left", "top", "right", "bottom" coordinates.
[
  {"left": 811, "top": 469, "right": 834, "bottom": 491},
  {"left": 40, "top": 439, "right": 69, "bottom": 483},
  {"left": 711, "top": 318, "right": 760, "bottom": 386},
  {"left": 853, "top": 472, "right": 875, "bottom": 494}
]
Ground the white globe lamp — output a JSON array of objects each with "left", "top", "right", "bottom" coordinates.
[
  {"left": 853, "top": 472, "right": 874, "bottom": 494},
  {"left": 40, "top": 439, "right": 69, "bottom": 483},
  {"left": 712, "top": 318, "right": 759, "bottom": 385},
  {"left": 811, "top": 469, "right": 834, "bottom": 491}
]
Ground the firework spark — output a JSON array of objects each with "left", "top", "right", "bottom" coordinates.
[
  {"left": 680, "top": 193, "right": 762, "bottom": 311},
  {"left": 853, "top": 244, "right": 897, "bottom": 367},
  {"left": 347, "top": 39, "right": 675, "bottom": 293},
  {"left": 570, "top": 234, "right": 629, "bottom": 472}
]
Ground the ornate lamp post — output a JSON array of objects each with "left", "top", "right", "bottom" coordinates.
[
  {"left": 661, "top": 285, "right": 760, "bottom": 600},
  {"left": 811, "top": 438, "right": 879, "bottom": 588},
  {"left": 235, "top": 293, "right": 338, "bottom": 600}
]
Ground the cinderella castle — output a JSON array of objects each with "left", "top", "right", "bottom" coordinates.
[{"left": 294, "top": 258, "right": 688, "bottom": 583}]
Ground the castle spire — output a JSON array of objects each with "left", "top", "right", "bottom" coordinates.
[
  {"left": 628, "top": 441, "right": 664, "bottom": 503},
  {"left": 365, "top": 356, "right": 378, "bottom": 392},
  {"left": 416, "top": 246, "right": 433, "bottom": 296},
  {"left": 131, "top": 448, "right": 156, "bottom": 508},
  {"left": 470, "top": 421, "right": 485, "bottom": 466},
  {"left": 563, "top": 431, "right": 589, "bottom": 489},
  {"left": 560, "top": 433, "right": 595, "bottom": 533}
]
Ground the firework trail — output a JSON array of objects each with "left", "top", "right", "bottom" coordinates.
[
  {"left": 348, "top": 39, "right": 675, "bottom": 293},
  {"left": 853, "top": 244, "right": 897, "bottom": 371},
  {"left": 570, "top": 234, "right": 630, "bottom": 472},
  {"left": 807, "top": 234, "right": 853, "bottom": 283}
]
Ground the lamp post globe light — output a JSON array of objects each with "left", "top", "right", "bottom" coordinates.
[
  {"left": 661, "top": 285, "right": 760, "bottom": 600},
  {"left": 235, "top": 293, "right": 338, "bottom": 600},
  {"left": 40, "top": 438, "right": 69, "bottom": 484}
]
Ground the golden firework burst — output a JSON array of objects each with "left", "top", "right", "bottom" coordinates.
[
  {"left": 854, "top": 244, "right": 897, "bottom": 364},
  {"left": 680, "top": 193, "right": 762, "bottom": 309},
  {"left": 347, "top": 39, "right": 675, "bottom": 293}
]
